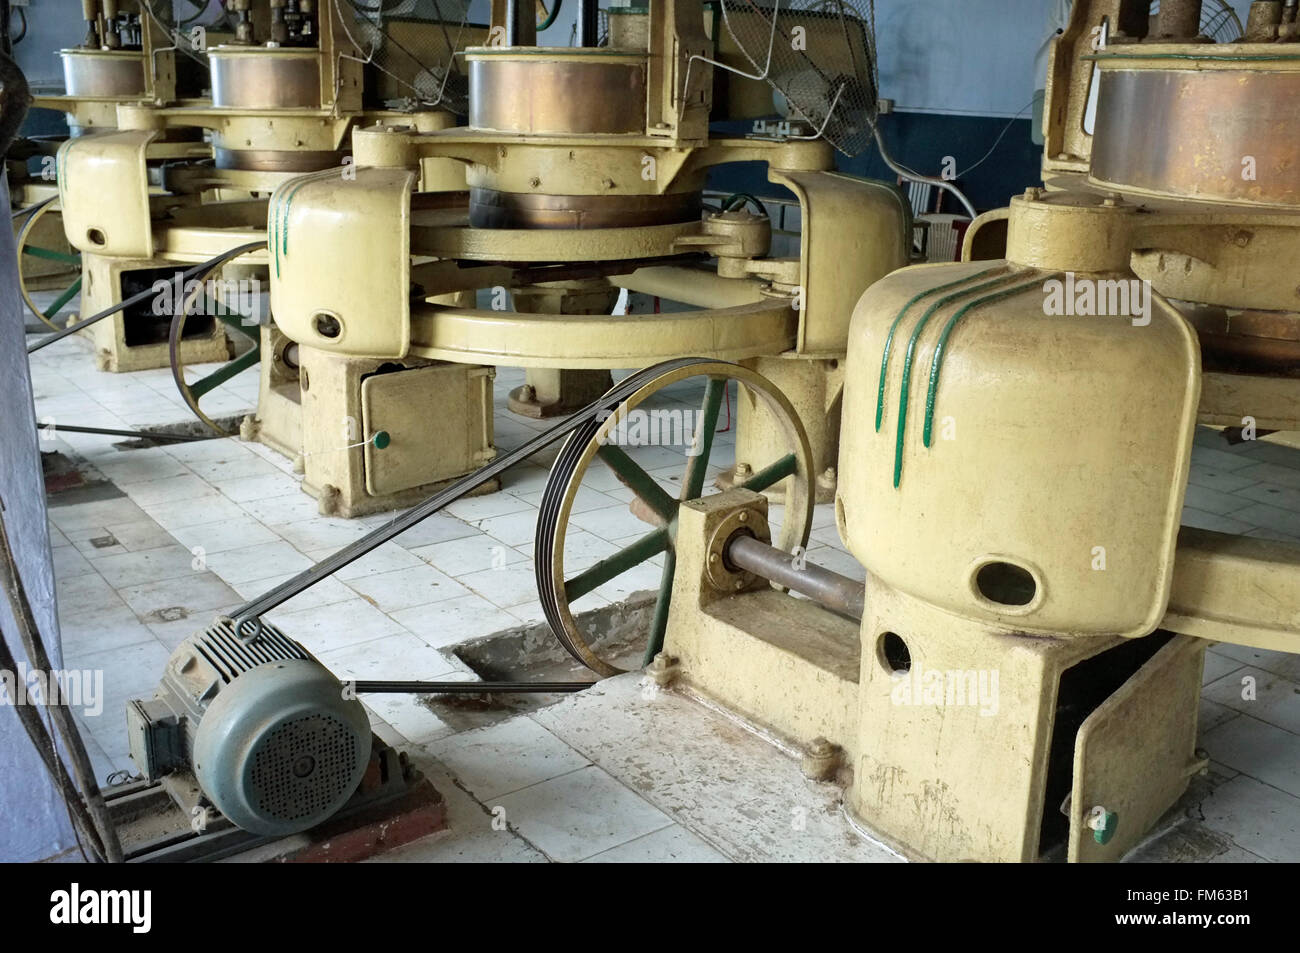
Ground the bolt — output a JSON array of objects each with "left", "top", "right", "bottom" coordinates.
[
  {"left": 529, "top": 176, "right": 541, "bottom": 188},
  {"left": 1023, "top": 187, "right": 1044, "bottom": 201},
  {"left": 646, "top": 652, "right": 679, "bottom": 687},
  {"left": 800, "top": 736, "right": 842, "bottom": 781},
  {"left": 708, "top": 552, "right": 719, "bottom": 563},
  {"left": 738, "top": 511, "right": 749, "bottom": 523},
  {"left": 735, "top": 462, "right": 753, "bottom": 478}
]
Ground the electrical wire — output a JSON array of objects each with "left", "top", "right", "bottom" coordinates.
[
  {"left": 955, "top": 97, "right": 1035, "bottom": 179},
  {"left": 870, "top": 121, "right": 978, "bottom": 220}
]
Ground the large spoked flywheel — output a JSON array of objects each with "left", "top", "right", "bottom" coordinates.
[
  {"left": 536, "top": 361, "right": 814, "bottom": 677},
  {"left": 16, "top": 199, "right": 82, "bottom": 331},
  {"left": 169, "top": 259, "right": 262, "bottom": 436}
]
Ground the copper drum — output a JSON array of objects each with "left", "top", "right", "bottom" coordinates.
[
  {"left": 468, "top": 187, "right": 702, "bottom": 229},
  {"left": 60, "top": 49, "right": 147, "bottom": 98},
  {"left": 209, "top": 47, "right": 321, "bottom": 109},
  {"left": 467, "top": 48, "right": 647, "bottom": 135},
  {"left": 1175, "top": 302, "right": 1300, "bottom": 378},
  {"left": 1090, "top": 55, "right": 1300, "bottom": 207}
]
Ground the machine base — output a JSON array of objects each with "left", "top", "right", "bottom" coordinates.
[{"left": 103, "top": 739, "right": 446, "bottom": 863}]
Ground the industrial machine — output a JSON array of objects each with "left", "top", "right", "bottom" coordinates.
[
  {"left": 9, "top": 0, "right": 212, "bottom": 333},
  {"left": 265, "top": 0, "right": 912, "bottom": 516},
  {"left": 114, "top": 0, "right": 1300, "bottom": 861},
  {"left": 614, "top": 0, "right": 1298, "bottom": 862},
  {"left": 40, "top": 0, "right": 508, "bottom": 516}
]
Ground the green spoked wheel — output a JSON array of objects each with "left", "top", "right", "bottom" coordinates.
[
  {"left": 536, "top": 361, "right": 814, "bottom": 677},
  {"left": 15, "top": 200, "right": 82, "bottom": 331},
  {"left": 169, "top": 260, "right": 262, "bottom": 437}
]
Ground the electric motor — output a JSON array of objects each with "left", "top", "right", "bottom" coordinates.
[{"left": 127, "top": 620, "right": 371, "bottom": 837}]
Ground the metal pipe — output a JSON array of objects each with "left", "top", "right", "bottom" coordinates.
[
  {"left": 577, "top": 0, "right": 600, "bottom": 46},
  {"left": 80, "top": 0, "right": 100, "bottom": 47},
  {"left": 727, "top": 534, "right": 865, "bottom": 621},
  {"left": 872, "top": 126, "right": 978, "bottom": 221},
  {"left": 505, "top": 0, "right": 535, "bottom": 46},
  {"left": 1157, "top": 0, "right": 1203, "bottom": 38},
  {"left": 34, "top": 422, "right": 213, "bottom": 443},
  {"left": 1246, "top": 2, "right": 1283, "bottom": 40}
]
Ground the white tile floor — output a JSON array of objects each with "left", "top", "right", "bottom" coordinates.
[{"left": 23, "top": 297, "right": 1300, "bottom": 863}]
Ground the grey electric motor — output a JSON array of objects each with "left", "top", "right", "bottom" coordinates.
[{"left": 127, "top": 620, "right": 371, "bottom": 837}]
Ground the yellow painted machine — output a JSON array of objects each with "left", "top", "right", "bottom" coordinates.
[
  {"left": 9, "top": 0, "right": 213, "bottom": 332},
  {"left": 266, "top": 0, "right": 912, "bottom": 517},
  {"left": 140, "top": 0, "right": 1298, "bottom": 859},
  {"left": 43, "top": 0, "right": 482, "bottom": 412},
  {"left": 422, "top": 0, "right": 1294, "bottom": 862}
]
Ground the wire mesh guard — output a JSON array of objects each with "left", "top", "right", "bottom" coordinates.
[
  {"left": 717, "top": 0, "right": 879, "bottom": 157},
  {"left": 336, "top": 0, "right": 477, "bottom": 113},
  {"left": 144, "top": 0, "right": 230, "bottom": 65}
]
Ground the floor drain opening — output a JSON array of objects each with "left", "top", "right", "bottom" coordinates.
[{"left": 426, "top": 593, "right": 658, "bottom": 732}]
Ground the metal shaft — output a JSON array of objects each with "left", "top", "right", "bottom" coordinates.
[
  {"left": 1157, "top": 0, "right": 1203, "bottom": 38},
  {"left": 726, "top": 534, "right": 865, "bottom": 621},
  {"left": 504, "top": 0, "right": 536, "bottom": 46},
  {"left": 577, "top": 0, "right": 600, "bottom": 47},
  {"left": 35, "top": 422, "right": 212, "bottom": 443},
  {"left": 352, "top": 680, "right": 593, "bottom": 694}
]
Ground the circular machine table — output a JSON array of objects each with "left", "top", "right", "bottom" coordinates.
[{"left": 169, "top": 257, "right": 263, "bottom": 436}]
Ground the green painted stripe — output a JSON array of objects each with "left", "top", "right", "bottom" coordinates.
[
  {"left": 564, "top": 528, "right": 668, "bottom": 603},
  {"left": 1083, "top": 52, "right": 1300, "bottom": 62},
  {"left": 271, "top": 168, "right": 338, "bottom": 278},
  {"left": 921, "top": 273, "right": 1065, "bottom": 450},
  {"left": 875, "top": 265, "right": 1006, "bottom": 432},
  {"left": 892, "top": 272, "right": 1026, "bottom": 487},
  {"left": 740, "top": 452, "right": 797, "bottom": 493}
]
